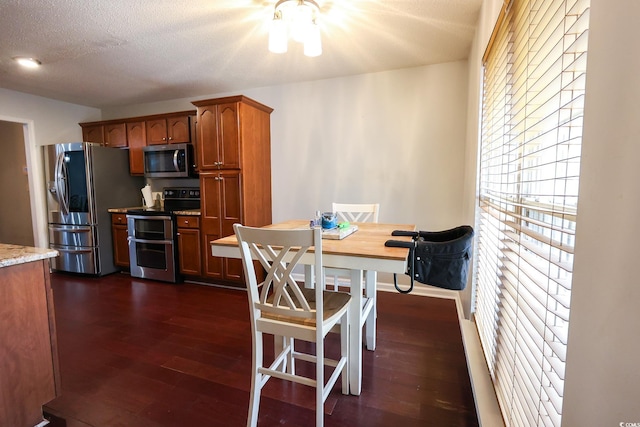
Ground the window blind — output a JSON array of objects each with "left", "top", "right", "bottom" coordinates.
[{"left": 475, "top": 0, "right": 590, "bottom": 426}]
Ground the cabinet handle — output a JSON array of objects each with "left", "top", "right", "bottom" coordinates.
[
  {"left": 162, "top": 137, "right": 167, "bottom": 141},
  {"left": 168, "top": 137, "right": 173, "bottom": 140},
  {"left": 176, "top": 232, "right": 181, "bottom": 236}
]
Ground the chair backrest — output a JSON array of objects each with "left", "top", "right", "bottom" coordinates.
[
  {"left": 332, "top": 203, "right": 380, "bottom": 223},
  {"left": 234, "top": 224, "right": 324, "bottom": 324}
]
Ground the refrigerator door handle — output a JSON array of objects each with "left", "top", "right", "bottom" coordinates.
[
  {"left": 49, "top": 225, "right": 92, "bottom": 233},
  {"left": 55, "top": 152, "right": 70, "bottom": 216}
]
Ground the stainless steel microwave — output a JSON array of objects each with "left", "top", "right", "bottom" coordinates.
[{"left": 143, "top": 143, "right": 195, "bottom": 178}]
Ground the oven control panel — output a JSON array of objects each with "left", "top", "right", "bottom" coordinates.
[
  {"left": 163, "top": 187, "right": 200, "bottom": 200},
  {"left": 163, "top": 187, "right": 200, "bottom": 211}
]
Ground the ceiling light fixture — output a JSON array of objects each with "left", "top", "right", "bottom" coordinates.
[
  {"left": 13, "top": 57, "right": 42, "bottom": 69},
  {"left": 268, "top": 0, "right": 322, "bottom": 57}
]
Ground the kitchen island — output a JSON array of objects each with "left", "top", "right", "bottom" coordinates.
[{"left": 0, "top": 244, "right": 60, "bottom": 427}]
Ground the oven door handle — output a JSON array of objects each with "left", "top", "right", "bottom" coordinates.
[
  {"left": 128, "top": 237, "right": 174, "bottom": 245},
  {"left": 126, "top": 214, "right": 173, "bottom": 221}
]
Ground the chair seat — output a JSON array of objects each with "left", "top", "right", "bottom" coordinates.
[{"left": 264, "top": 289, "right": 351, "bottom": 326}]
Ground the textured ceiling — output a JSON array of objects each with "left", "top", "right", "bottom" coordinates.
[{"left": 0, "top": 0, "right": 482, "bottom": 108}]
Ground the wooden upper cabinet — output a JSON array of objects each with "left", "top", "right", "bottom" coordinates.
[
  {"left": 82, "top": 121, "right": 128, "bottom": 147},
  {"left": 146, "top": 119, "right": 168, "bottom": 145},
  {"left": 168, "top": 115, "right": 191, "bottom": 143},
  {"left": 79, "top": 110, "right": 195, "bottom": 175},
  {"left": 81, "top": 123, "right": 104, "bottom": 144},
  {"left": 196, "top": 105, "right": 220, "bottom": 170},
  {"left": 193, "top": 101, "right": 241, "bottom": 170},
  {"left": 218, "top": 103, "right": 241, "bottom": 169},
  {"left": 127, "top": 121, "right": 146, "bottom": 175},
  {"left": 146, "top": 115, "right": 191, "bottom": 145},
  {"left": 104, "top": 122, "right": 127, "bottom": 148}
]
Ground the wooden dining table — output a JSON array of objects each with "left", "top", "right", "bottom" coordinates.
[{"left": 210, "top": 219, "right": 415, "bottom": 395}]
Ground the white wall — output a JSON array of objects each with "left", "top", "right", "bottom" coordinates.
[
  {"left": 467, "top": 0, "right": 640, "bottom": 425},
  {"left": 103, "top": 62, "right": 471, "bottom": 290},
  {"left": 0, "top": 88, "right": 100, "bottom": 146},
  {"left": 104, "top": 61, "right": 470, "bottom": 232},
  {"left": 0, "top": 89, "right": 100, "bottom": 247}
]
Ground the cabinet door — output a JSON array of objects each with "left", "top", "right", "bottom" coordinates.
[
  {"left": 0, "top": 261, "right": 59, "bottom": 427},
  {"left": 200, "top": 171, "right": 243, "bottom": 282},
  {"left": 218, "top": 103, "right": 241, "bottom": 169},
  {"left": 112, "top": 225, "right": 130, "bottom": 267},
  {"left": 197, "top": 105, "right": 220, "bottom": 170},
  {"left": 177, "top": 228, "right": 201, "bottom": 275},
  {"left": 200, "top": 172, "right": 223, "bottom": 279},
  {"left": 127, "top": 121, "right": 146, "bottom": 175},
  {"left": 111, "top": 214, "right": 130, "bottom": 267},
  {"left": 167, "top": 116, "right": 190, "bottom": 143},
  {"left": 219, "top": 170, "right": 242, "bottom": 241},
  {"left": 219, "top": 170, "right": 243, "bottom": 281},
  {"left": 104, "top": 123, "right": 128, "bottom": 148},
  {"left": 146, "top": 119, "right": 168, "bottom": 145},
  {"left": 82, "top": 124, "right": 104, "bottom": 144}
]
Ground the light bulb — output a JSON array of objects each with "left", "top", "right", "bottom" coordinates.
[
  {"left": 304, "top": 22, "right": 322, "bottom": 57},
  {"left": 14, "top": 57, "right": 41, "bottom": 68},
  {"left": 269, "top": 16, "right": 288, "bottom": 53},
  {"left": 291, "top": 2, "right": 313, "bottom": 43}
]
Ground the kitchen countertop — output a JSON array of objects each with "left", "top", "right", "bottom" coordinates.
[
  {"left": 172, "top": 209, "right": 201, "bottom": 216},
  {"left": 0, "top": 244, "right": 58, "bottom": 268},
  {"left": 108, "top": 207, "right": 201, "bottom": 216}
]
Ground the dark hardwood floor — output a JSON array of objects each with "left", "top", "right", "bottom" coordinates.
[{"left": 44, "top": 272, "right": 478, "bottom": 427}]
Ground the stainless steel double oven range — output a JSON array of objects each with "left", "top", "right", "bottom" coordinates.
[{"left": 126, "top": 187, "right": 200, "bottom": 283}]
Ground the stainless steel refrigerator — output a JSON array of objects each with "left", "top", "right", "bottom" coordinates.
[{"left": 45, "top": 142, "right": 144, "bottom": 275}]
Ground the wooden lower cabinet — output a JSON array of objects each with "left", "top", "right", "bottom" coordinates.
[
  {"left": 176, "top": 215, "right": 201, "bottom": 276},
  {"left": 200, "top": 171, "right": 244, "bottom": 284},
  {"left": 200, "top": 170, "right": 243, "bottom": 285},
  {"left": 111, "top": 213, "right": 130, "bottom": 268},
  {"left": 0, "top": 260, "right": 60, "bottom": 427}
]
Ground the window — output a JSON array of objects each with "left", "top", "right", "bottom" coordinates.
[{"left": 474, "top": 0, "right": 590, "bottom": 425}]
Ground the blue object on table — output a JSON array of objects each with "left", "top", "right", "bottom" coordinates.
[{"left": 321, "top": 212, "right": 337, "bottom": 229}]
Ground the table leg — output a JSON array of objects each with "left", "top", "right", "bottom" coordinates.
[
  {"left": 349, "top": 268, "right": 363, "bottom": 395},
  {"left": 364, "top": 270, "right": 377, "bottom": 351},
  {"left": 304, "top": 264, "right": 314, "bottom": 288}
]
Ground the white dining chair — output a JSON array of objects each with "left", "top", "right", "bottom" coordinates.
[
  {"left": 333, "top": 202, "right": 379, "bottom": 224},
  {"left": 326, "top": 202, "right": 379, "bottom": 351},
  {"left": 234, "top": 223, "right": 350, "bottom": 427}
]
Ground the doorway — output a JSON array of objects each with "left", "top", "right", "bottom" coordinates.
[{"left": 0, "top": 120, "right": 35, "bottom": 246}]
